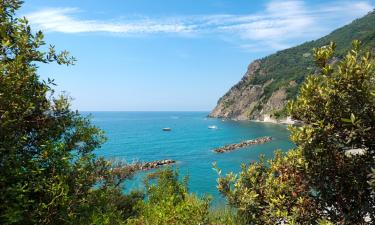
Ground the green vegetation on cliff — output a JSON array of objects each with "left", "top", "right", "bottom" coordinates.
[
  {"left": 252, "top": 10, "right": 375, "bottom": 97},
  {"left": 211, "top": 10, "right": 375, "bottom": 120}
]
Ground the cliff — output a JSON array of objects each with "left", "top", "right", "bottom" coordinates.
[{"left": 210, "top": 10, "right": 375, "bottom": 121}]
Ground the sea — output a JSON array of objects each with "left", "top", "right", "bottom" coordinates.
[{"left": 86, "top": 111, "right": 295, "bottom": 204}]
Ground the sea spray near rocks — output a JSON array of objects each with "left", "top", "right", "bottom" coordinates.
[{"left": 213, "top": 136, "right": 272, "bottom": 153}]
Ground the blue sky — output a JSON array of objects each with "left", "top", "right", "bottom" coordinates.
[{"left": 20, "top": 0, "right": 374, "bottom": 111}]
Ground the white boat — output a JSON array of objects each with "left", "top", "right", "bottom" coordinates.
[
  {"left": 208, "top": 125, "right": 218, "bottom": 129},
  {"left": 162, "top": 127, "right": 172, "bottom": 131}
]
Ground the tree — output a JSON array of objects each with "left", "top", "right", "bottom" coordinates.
[
  {"left": 0, "top": 1, "right": 140, "bottom": 224},
  {"left": 216, "top": 150, "right": 318, "bottom": 224},
  {"left": 288, "top": 41, "right": 375, "bottom": 223}
]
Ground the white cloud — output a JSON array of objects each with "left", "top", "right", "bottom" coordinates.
[
  {"left": 322, "top": 1, "right": 373, "bottom": 13},
  {"left": 25, "top": 0, "right": 374, "bottom": 52},
  {"left": 218, "top": 0, "right": 373, "bottom": 51},
  {"left": 26, "top": 8, "right": 194, "bottom": 34}
]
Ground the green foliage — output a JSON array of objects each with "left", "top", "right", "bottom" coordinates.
[
  {"left": 215, "top": 150, "right": 319, "bottom": 224},
  {"left": 368, "top": 167, "right": 375, "bottom": 194},
  {"left": 288, "top": 40, "right": 375, "bottom": 223},
  {"left": 272, "top": 107, "right": 288, "bottom": 120},
  {"left": 129, "top": 168, "right": 211, "bottom": 225},
  {"left": 3, "top": 0, "right": 375, "bottom": 224},
  {"left": 216, "top": 40, "right": 375, "bottom": 224},
  {"left": 0, "top": 1, "right": 141, "bottom": 224},
  {"left": 223, "top": 99, "right": 235, "bottom": 109},
  {"left": 317, "top": 219, "right": 334, "bottom": 225},
  {"left": 208, "top": 206, "right": 237, "bottom": 225}
]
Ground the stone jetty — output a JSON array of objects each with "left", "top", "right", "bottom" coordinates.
[
  {"left": 214, "top": 136, "right": 272, "bottom": 153},
  {"left": 138, "top": 159, "right": 176, "bottom": 171}
]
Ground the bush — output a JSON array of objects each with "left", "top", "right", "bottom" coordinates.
[
  {"left": 289, "top": 41, "right": 375, "bottom": 223},
  {"left": 128, "top": 168, "right": 211, "bottom": 225},
  {"left": 208, "top": 206, "right": 237, "bottom": 225},
  {"left": 215, "top": 150, "right": 318, "bottom": 224}
]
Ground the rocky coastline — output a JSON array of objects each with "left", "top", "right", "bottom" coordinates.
[{"left": 213, "top": 136, "right": 272, "bottom": 153}]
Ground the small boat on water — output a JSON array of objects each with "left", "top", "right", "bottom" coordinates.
[
  {"left": 208, "top": 125, "right": 218, "bottom": 129},
  {"left": 162, "top": 127, "right": 172, "bottom": 131}
]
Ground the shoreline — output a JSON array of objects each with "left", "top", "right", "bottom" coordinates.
[
  {"left": 210, "top": 114, "right": 298, "bottom": 125},
  {"left": 252, "top": 116, "right": 296, "bottom": 125}
]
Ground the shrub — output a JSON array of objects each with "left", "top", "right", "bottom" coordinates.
[
  {"left": 215, "top": 150, "right": 318, "bottom": 224},
  {"left": 129, "top": 168, "right": 211, "bottom": 225},
  {"left": 289, "top": 41, "right": 375, "bottom": 223}
]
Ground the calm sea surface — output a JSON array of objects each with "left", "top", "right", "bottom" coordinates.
[{"left": 86, "top": 111, "right": 295, "bottom": 203}]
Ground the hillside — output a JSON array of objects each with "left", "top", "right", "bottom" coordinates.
[{"left": 210, "top": 10, "right": 375, "bottom": 121}]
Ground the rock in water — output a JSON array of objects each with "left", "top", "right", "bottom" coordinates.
[
  {"left": 213, "top": 137, "right": 272, "bottom": 153},
  {"left": 139, "top": 159, "right": 176, "bottom": 171}
]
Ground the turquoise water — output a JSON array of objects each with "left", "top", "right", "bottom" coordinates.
[{"left": 87, "top": 111, "right": 295, "bottom": 203}]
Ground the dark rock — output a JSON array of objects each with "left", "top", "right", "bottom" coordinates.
[{"left": 139, "top": 159, "right": 176, "bottom": 171}]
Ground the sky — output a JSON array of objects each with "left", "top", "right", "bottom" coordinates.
[{"left": 20, "top": 0, "right": 375, "bottom": 111}]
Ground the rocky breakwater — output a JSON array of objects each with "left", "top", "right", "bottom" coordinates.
[
  {"left": 139, "top": 159, "right": 176, "bottom": 171},
  {"left": 214, "top": 136, "right": 272, "bottom": 153}
]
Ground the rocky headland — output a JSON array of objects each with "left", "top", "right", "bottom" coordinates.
[{"left": 209, "top": 11, "right": 375, "bottom": 122}]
